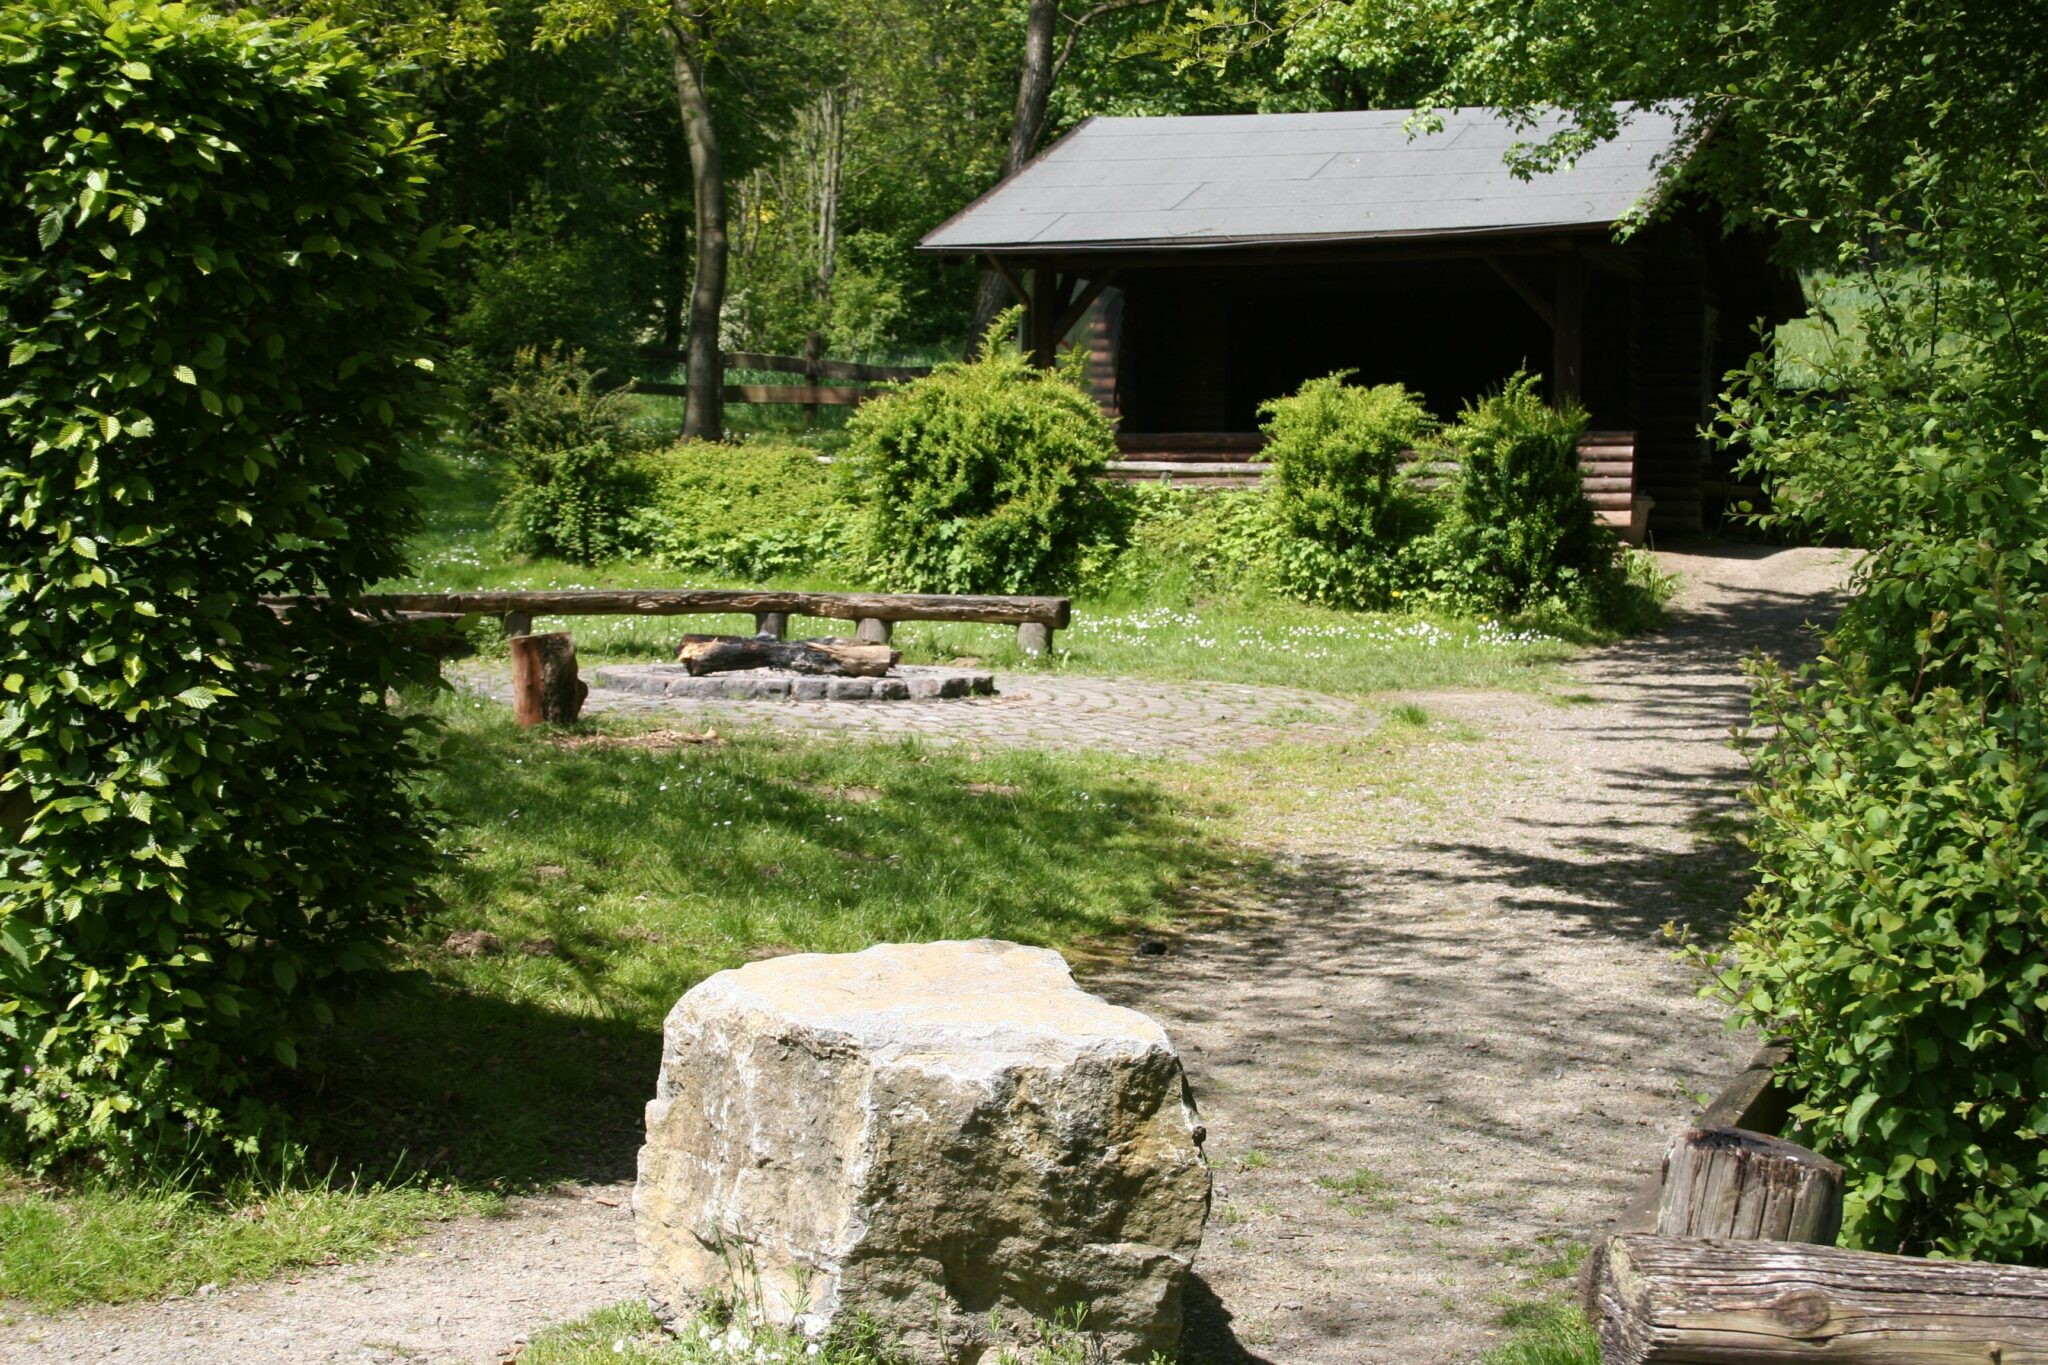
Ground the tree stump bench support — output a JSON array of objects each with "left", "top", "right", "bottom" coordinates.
[
  {"left": 1017, "top": 621, "right": 1053, "bottom": 656},
  {"left": 855, "top": 617, "right": 893, "bottom": 644},
  {"left": 509, "top": 631, "right": 587, "bottom": 727},
  {"left": 754, "top": 611, "right": 788, "bottom": 640}
]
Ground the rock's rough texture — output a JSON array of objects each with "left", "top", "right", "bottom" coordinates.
[{"left": 634, "top": 939, "right": 1209, "bottom": 1363}]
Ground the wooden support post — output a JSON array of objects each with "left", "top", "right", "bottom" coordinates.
[
  {"left": 1656, "top": 1127, "right": 1843, "bottom": 1245},
  {"left": 503, "top": 611, "right": 533, "bottom": 638},
  {"left": 753, "top": 611, "right": 788, "bottom": 640},
  {"left": 1598, "top": 1234, "right": 2048, "bottom": 1364},
  {"left": 1017, "top": 622, "right": 1052, "bottom": 657},
  {"left": 802, "top": 330, "right": 822, "bottom": 429},
  {"left": 509, "top": 632, "right": 586, "bottom": 727},
  {"left": 1553, "top": 246, "right": 1585, "bottom": 404},
  {"left": 1028, "top": 267, "right": 1064, "bottom": 367},
  {"left": 855, "top": 617, "right": 893, "bottom": 645}
]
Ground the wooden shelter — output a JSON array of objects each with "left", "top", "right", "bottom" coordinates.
[{"left": 920, "top": 105, "right": 1797, "bottom": 533}]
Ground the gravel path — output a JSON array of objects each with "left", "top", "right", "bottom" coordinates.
[
  {"left": 0, "top": 545, "right": 1850, "bottom": 1365},
  {"left": 1092, "top": 544, "right": 1852, "bottom": 1363}
]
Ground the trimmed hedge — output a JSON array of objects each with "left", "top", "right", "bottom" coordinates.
[{"left": 0, "top": 1, "right": 449, "bottom": 1169}]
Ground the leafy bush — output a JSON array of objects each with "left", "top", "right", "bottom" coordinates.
[
  {"left": 0, "top": 2, "right": 448, "bottom": 1170},
  {"left": 844, "top": 311, "right": 1129, "bottom": 594},
  {"left": 633, "top": 442, "right": 858, "bottom": 580},
  {"left": 1433, "top": 374, "right": 1613, "bottom": 615},
  {"left": 1261, "top": 372, "right": 1433, "bottom": 553},
  {"left": 1089, "top": 485, "right": 1288, "bottom": 604},
  {"left": 449, "top": 202, "right": 647, "bottom": 387},
  {"left": 1714, "top": 249, "right": 2048, "bottom": 1260},
  {"left": 490, "top": 349, "right": 654, "bottom": 563}
]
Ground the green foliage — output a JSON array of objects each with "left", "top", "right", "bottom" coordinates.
[
  {"left": 451, "top": 203, "right": 649, "bottom": 385},
  {"left": 1260, "top": 372, "right": 1433, "bottom": 555},
  {"left": 489, "top": 349, "right": 653, "bottom": 564},
  {"left": 0, "top": 1, "right": 448, "bottom": 1170},
  {"left": 1433, "top": 374, "right": 1612, "bottom": 616},
  {"left": 1091, "top": 484, "right": 1289, "bottom": 604},
  {"left": 844, "top": 312, "right": 1129, "bottom": 594},
  {"left": 634, "top": 441, "right": 856, "bottom": 580}
]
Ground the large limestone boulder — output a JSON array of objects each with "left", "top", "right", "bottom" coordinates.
[{"left": 634, "top": 939, "right": 1209, "bottom": 1362}]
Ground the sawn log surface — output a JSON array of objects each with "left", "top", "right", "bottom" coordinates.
[{"left": 1599, "top": 1234, "right": 2048, "bottom": 1364}]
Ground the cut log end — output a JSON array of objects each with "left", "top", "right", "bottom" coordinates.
[{"left": 1657, "top": 1126, "right": 1844, "bottom": 1246}]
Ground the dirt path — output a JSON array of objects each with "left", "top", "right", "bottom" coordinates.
[
  {"left": 1091, "top": 544, "right": 1851, "bottom": 1363},
  {"left": 0, "top": 545, "right": 1850, "bottom": 1365}
]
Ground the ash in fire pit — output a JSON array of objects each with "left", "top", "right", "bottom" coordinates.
[{"left": 592, "top": 662, "right": 995, "bottom": 703}]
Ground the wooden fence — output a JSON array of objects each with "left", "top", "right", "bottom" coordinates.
[{"left": 635, "top": 339, "right": 931, "bottom": 419}]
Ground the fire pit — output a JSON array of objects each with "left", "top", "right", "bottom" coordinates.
[{"left": 591, "top": 662, "right": 995, "bottom": 703}]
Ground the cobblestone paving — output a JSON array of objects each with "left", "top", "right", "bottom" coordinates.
[{"left": 458, "top": 664, "right": 1376, "bottom": 758}]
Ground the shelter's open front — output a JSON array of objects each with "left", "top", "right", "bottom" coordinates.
[{"left": 922, "top": 106, "right": 1800, "bottom": 533}]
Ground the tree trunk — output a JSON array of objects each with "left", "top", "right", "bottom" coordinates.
[
  {"left": 1598, "top": 1234, "right": 2048, "bottom": 1364},
  {"left": 969, "top": 0, "right": 1060, "bottom": 347},
  {"left": 510, "top": 632, "right": 587, "bottom": 727},
  {"left": 675, "top": 635, "right": 898, "bottom": 677},
  {"left": 667, "top": 7, "right": 725, "bottom": 443}
]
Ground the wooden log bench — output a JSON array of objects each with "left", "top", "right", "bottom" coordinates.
[{"left": 329, "top": 589, "right": 1072, "bottom": 658}]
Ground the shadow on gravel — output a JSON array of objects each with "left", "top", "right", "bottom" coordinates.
[{"left": 1181, "top": 1275, "right": 1277, "bottom": 1365}]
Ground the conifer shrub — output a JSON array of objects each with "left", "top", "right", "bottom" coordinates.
[
  {"left": 843, "top": 311, "right": 1128, "bottom": 594},
  {"left": 0, "top": 1, "right": 449, "bottom": 1170},
  {"left": 1431, "top": 373, "right": 1615, "bottom": 615},
  {"left": 490, "top": 348, "right": 653, "bottom": 564}
]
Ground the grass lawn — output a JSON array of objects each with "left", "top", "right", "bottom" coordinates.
[{"left": 390, "top": 445, "right": 1580, "bottom": 696}]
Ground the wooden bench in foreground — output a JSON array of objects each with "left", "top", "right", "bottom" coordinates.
[{"left": 348, "top": 589, "right": 1072, "bottom": 657}]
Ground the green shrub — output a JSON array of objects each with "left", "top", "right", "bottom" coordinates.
[
  {"left": 844, "top": 311, "right": 1128, "bottom": 594},
  {"left": 1089, "top": 484, "right": 1288, "bottom": 603},
  {"left": 489, "top": 349, "right": 654, "bottom": 563},
  {"left": 633, "top": 441, "right": 856, "bottom": 580},
  {"left": 1434, "top": 373, "right": 1613, "bottom": 615},
  {"left": 1260, "top": 372, "right": 1433, "bottom": 554},
  {"left": 449, "top": 203, "right": 646, "bottom": 387},
  {"left": 0, "top": 1, "right": 448, "bottom": 1170},
  {"left": 1734, "top": 640, "right": 2048, "bottom": 1259},
  {"left": 1714, "top": 256, "right": 2048, "bottom": 1259}
]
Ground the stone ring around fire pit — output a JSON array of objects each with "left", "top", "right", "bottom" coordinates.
[{"left": 591, "top": 662, "right": 996, "bottom": 703}]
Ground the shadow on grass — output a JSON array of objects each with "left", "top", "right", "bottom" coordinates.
[{"left": 283, "top": 708, "right": 1236, "bottom": 1193}]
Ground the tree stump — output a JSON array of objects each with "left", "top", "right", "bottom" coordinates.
[
  {"left": 1017, "top": 621, "right": 1053, "bottom": 657},
  {"left": 1657, "top": 1126, "right": 1844, "bottom": 1245},
  {"left": 1598, "top": 1234, "right": 2048, "bottom": 1364},
  {"left": 855, "top": 616, "right": 893, "bottom": 644},
  {"left": 510, "top": 631, "right": 586, "bottom": 726},
  {"left": 753, "top": 611, "right": 788, "bottom": 640}
]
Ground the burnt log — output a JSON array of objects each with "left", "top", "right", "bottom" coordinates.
[
  {"left": 675, "top": 634, "right": 898, "bottom": 677},
  {"left": 1598, "top": 1234, "right": 2048, "bottom": 1364},
  {"left": 510, "top": 631, "right": 587, "bottom": 726}
]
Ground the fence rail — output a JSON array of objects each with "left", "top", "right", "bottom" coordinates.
[{"left": 634, "top": 343, "right": 933, "bottom": 414}]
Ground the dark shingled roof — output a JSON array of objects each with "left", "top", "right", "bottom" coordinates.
[{"left": 920, "top": 104, "right": 1690, "bottom": 254}]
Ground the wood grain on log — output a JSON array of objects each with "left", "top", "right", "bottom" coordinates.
[
  {"left": 1658, "top": 1128, "right": 1843, "bottom": 1245},
  {"left": 675, "top": 635, "right": 898, "bottom": 677},
  {"left": 1599, "top": 1234, "right": 2048, "bottom": 1364},
  {"left": 332, "top": 589, "right": 1070, "bottom": 629},
  {"left": 510, "top": 632, "right": 586, "bottom": 726}
]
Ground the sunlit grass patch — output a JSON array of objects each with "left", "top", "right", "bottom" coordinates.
[{"left": 0, "top": 1167, "right": 489, "bottom": 1310}]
